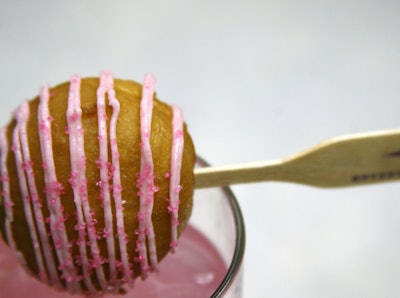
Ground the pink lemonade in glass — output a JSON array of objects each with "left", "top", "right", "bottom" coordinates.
[{"left": 0, "top": 225, "right": 226, "bottom": 298}]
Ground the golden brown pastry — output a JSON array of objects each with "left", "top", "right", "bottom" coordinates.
[{"left": 0, "top": 71, "right": 196, "bottom": 295}]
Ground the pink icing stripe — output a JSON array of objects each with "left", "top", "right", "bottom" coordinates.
[
  {"left": 0, "top": 127, "right": 26, "bottom": 265},
  {"left": 136, "top": 73, "right": 159, "bottom": 276},
  {"left": 16, "top": 102, "right": 62, "bottom": 288},
  {"left": 96, "top": 71, "right": 117, "bottom": 287},
  {"left": 66, "top": 75, "right": 100, "bottom": 293},
  {"left": 168, "top": 106, "right": 185, "bottom": 251},
  {"left": 13, "top": 103, "right": 48, "bottom": 283},
  {"left": 107, "top": 75, "right": 134, "bottom": 287},
  {"left": 0, "top": 128, "right": 13, "bottom": 222},
  {"left": 38, "top": 85, "right": 81, "bottom": 293}
]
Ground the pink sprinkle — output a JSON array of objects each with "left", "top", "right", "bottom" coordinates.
[
  {"left": 95, "top": 159, "right": 102, "bottom": 169},
  {"left": 39, "top": 120, "right": 47, "bottom": 131},
  {"left": 21, "top": 160, "right": 34, "bottom": 171},
  {"left": 170, "top": 240, "right": 178, "bottom": 248},
  {"left": 172, "top": 218, "right": 179, "bottom": 227},
  {"left": 167, "top": 205, "right": 178, "bottom": 213},
  {"left": 33, "top": 196, "right": 43, "bottom": 208},
  {"left": 74, "top": 222, "right": 86, "bottom": 231},
  {"left": 146, "top": 197, "right": 153, "bottom": 205},
  {"left": 54, "top": 238, "right": 63, "bottom": 249},
  {"left": 75, "top": 255, "right": 83, "bottom": 266},
  {"left": 137, "top": 211, "right": 146, "bottom": 221},
  {"left": 103, "top": 227, "right": 111, "bottom": 238},
  {"left": 108, "top": 163, "right": 115, "bottom": 175},
  {"left": 31, "top": 193, "right": 39, "bottom": 202},
  {"left": 79, "top": 185, "right": 87, "bottom": 195},
  {"left": 68, "top": 111, "right": 79, "bottom": 122},
  {"left": 174, "top": 184, "right": 182, "bottom": 193},
  {"left": 65, "top": 275, "right": 73, "bottom": 283},
  {"left": 68, "top": 177, "right": 76, "bottom": 188},
  {"left": 38, "top": 270, "right": 48, "bottom": 282},
  {"left": 113, "top": 184, "right": 122, "bottom": 194},
  {"left": 134, "top": 255, "right": 145, "bottom": 263},
  {"left": 91, "top": 256, "right": 104, "bottom": 268},
  {"left": 118, "top": 227, "right": 126, "bottom": 236},
  {"left": 44, "top": 181, "right": 65, "bottom": 196},
  {"left": 76, "top": 238, "right": 85, "bottom": 246},
  {"left": 80, "top": 156, "right": 87, "bottom": 165},
  {"left": 4, "top": 199, "right": 14, "bottom": 208},
  {"left": 0, "top": 175, "right": 9, "bottom": 182},
  {"left": 121, "top": 272, "right": 133, "bottom": 283},
  {"left": 115, "top": 261, "right": 123, "bottom": 270},
  {"left": 68, "top": 173, "right": 76, "bottom": 182},
  {"left": 164, "top": 172, "right": 171, "bottom": 178},
  {"left": 175, "top": 129, "right": 184, "bottom": 138}
]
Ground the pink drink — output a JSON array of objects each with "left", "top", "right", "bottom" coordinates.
[{"left": 0, "top": 224, "right": 227, "bottom": 298}]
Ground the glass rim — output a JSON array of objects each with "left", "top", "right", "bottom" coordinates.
[{"left": 196, "top": 157, "right": 246, "bottom": 297}]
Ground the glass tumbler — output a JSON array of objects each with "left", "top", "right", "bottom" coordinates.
[{"left": 0, "top": 158, "right": 245, "bottom": 297}]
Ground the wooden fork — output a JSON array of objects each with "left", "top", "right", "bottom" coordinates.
[{"left": 194, "top": 129, "right": 400, "bottom": 188}]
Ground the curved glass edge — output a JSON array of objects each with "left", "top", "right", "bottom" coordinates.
[{"left": 196, "top": 157, "right": 246, "bottom": 297}]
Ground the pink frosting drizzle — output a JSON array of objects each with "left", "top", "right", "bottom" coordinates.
[
  {"left": 96, "top": 71, "right": 118, "bottom": 289},
  {"left": 106, "top": 74, "right": 134, "bottom": 287},
  {"left": 0, "top": 72, "right": 186, "bottom": 295},
  {"left": 136, "top": 74, "right": 158, "bottom": 276},
  {"left": 0, "top": 128, "right": 13, "bottom": 222},
  {"left": 15, "top": 102, "right": 62, "bottom": 288},
  {"left": 13, "top": 103, "right": 48, "bottom": 283},
  {"left": 168, "top": 106, "right": 185, "bottom": 251},
  {"left": 38, "top": 85, "right": 81, "bottom": 293},
  {"left": 0, "top": 127, "right": 27, "bottom": 266},
  {"left": 66, "top": 75, "right": 102, "bottom": 293},
  {"left": 0, "top": 128, "right": 14, "bottom": 222}
]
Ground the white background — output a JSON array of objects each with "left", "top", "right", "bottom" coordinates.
[{"left": 1, "top": 1, "right": 400, "bottom": 297}]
